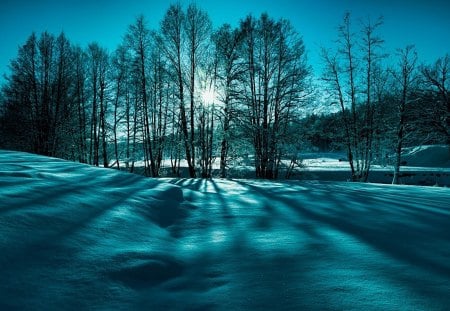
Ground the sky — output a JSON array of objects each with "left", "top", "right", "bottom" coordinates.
[{"left": 0, "top": 0, "right": 449, "bottom": 84}]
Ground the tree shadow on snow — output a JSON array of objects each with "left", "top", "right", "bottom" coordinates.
[{"left": 232, "top": 179, "right": 450, "bottom": 306}]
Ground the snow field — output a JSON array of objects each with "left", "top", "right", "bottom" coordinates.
[{"left": 1, "top": 150, "right": 450, "bottom": 310}]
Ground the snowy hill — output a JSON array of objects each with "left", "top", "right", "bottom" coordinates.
[
  {"left": 401, "top": 145, "right": 450, "bottom": 168},
  {"left": 1, "top": 150, "right": 450, "bottom": 310}
]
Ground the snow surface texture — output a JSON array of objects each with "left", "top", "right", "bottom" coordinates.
[{"left": 1, "top": 150, "right": 450, "bottom": 310}]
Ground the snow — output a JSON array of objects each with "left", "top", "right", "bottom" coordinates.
[
  {"left": 1, "top": 150, "right": 450, "bottom": 310},
  {"left": 129, "top": 145, "right": 450, "bottom": 186},
  {"left": 401, "top": 145, "right": 450, "bottom": 168},
  {"left": 297, "top": 145, "right": 450, "bottom": 186}
]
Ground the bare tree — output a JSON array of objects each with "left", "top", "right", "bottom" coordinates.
[
  {"left": 110, "top": 44, "right": 129, "bottom": 170},
  {"left": 322, "top": 49, "right": 356, "bottom": 174},
  {"left": 184, "top": 4, "right": 212, "bottom": 177},
  {"left": 421, "top": 54, "right": 450, "bottom": 147},
  {"left": 240, "top": 14, "right": 310, "bottom": 179},
  {"left": 212, "top": 24, "right": 244, "bottom": 178},
  {"left": 51, "top": 33, "right": 73, "bottom": 158},
  {"left": 360, "top": 16, "right": 385, "bottom": 179},
  {"left": 98, "top": 49, "right": 109, "bottom": 168},
  {"left": 37, "top": 32, "right": 55, "bottom": 156},
  {"left": 197, "top": 55, "right": 217, "bottom": 178},
  {"left": 391, "top": 45, "right": 418, "bottom": 184},
  {"left": 159, "top": 4, "right": 197, "bottom": 177},
  {"left": 148, "top": 45, "right": 171, "bottom": 175},
  {"left": 126, "top": 16, "right": 157, "bottom": 176},
  {"left": 87, "top": 43, "right": 108, "bottom": 166},
  {"left": 1, "top": 32, "right": 82, "bottom": 159},
  {"left": 73, "top": 46, "right": 88, "bottom": 163},
  {"left": 1, "top": 33, "right": 40, "bottom": 153},
  {"left": 322, "top": 12, "right": 384, "bottom": 182}
]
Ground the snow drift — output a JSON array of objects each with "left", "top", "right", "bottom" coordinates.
[{"left": 1, "top": 150, "right": 450, "bottom": 310}]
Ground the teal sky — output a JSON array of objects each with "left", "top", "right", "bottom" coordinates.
[{"left": 1, "top": 0, "right": 449, "bottom": 83}]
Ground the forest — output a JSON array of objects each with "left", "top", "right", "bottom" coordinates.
[{"left": 0, "top": 3, "right": 449, "bottom": 181}]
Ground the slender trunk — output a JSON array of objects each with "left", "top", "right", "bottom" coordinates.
[
  {"left": 99, "top": 80, "right": 108, "bottom": 168},
  {"left": 76, "top": 64, "right": 86, "bottom": 163},
  {"left": 208, "top": 106, "right": 214, "bottom": 178},
  {"left": 190, "top": 48, "right": 196, "bottom": 171},
  {"left": 130, "top": 99, "right": 138, "bottom": 173},
  {"left": 178, "top": 58, "right": 196, "bottom": 177},
  {"left": 393, "top": 88, "right": 407, "bottom": 184},
  {"left": 220, "top": 100, "right": 229, "bottom": 178},
  {"left": 392, "top": 124, "right": 404, "bottom": 185},
  {"left": 125, "top": 90, "right": 131, "bottom": 171},
  {"left": 140, "top": 42, "right": 156, "bottom": 177},
  {"left": 90, "top": 70, "right": 98, "bottom": 166},
  {"left": 113, "top": 88, "right": 120, "bottom": 170}
]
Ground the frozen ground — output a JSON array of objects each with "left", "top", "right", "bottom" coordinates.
[{"left": 1, "top": 150, "right": 450, "bottom": 310}]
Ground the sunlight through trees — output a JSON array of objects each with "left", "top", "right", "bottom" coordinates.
[{"left": 0, "top": 4, "right": 448, "bottom": 180}]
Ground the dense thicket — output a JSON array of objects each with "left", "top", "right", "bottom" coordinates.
[{"left": 0, "top": 6, "right": 448, "bottom": 181}]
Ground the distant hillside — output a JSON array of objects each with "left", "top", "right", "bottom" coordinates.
[{"left": 401, "top": 145, "right": 450, "bottom": 168}]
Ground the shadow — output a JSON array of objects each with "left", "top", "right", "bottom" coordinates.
[
  {"left": 166, "top": 178, "right": 235, "bottom": 239},
  {"left": 210, "top": 179, "right": 235, "bottom": 224},
  {"left": 232, "top": 179, "right": 450, "bottom": 303},
  {"left": 0, "top": 161, "right": 188, "bottom": 270},
  {"left": 108, "top": 254, "right": 185, "bottom": 289},
  {"left": 3, "top": 149, "right": 450, "bottom": 310}
]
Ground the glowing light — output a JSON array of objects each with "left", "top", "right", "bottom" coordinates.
[{"left": 201, "top": 88, "right": 216, "bottom": 105}]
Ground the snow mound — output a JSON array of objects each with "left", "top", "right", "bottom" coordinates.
[
  {"left": 0, "top": 150, "right": 189, "bottom": 309},
  {"left": 0, "top": 150, "right": 185, "bottom": 228},
  {"left": 402, "top": 145, "right": 450, "bottom": 167}
]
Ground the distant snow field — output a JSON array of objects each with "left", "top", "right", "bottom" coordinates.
[
  {"left": 133, "top": 145, "right": 450, "bottom": 186},
  {"left": 1, "top": 150, "right": 450, "bottom": 310},
  {"left": 297, "top": 145, "right": 450, "bottom": 186}
]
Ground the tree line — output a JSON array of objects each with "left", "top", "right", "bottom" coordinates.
[
  {"left": 0, "top": 3, "right": 310, "bottom": 179},
  {"left": 0, "top": 5, "right": 448, "bottom": 182},
  {"left": 320, "top": 13, "right": 449, "bottom": 183}
]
